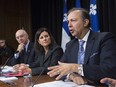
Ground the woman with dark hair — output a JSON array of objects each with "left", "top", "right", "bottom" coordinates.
[
  {"left": 34, "top": 27, "right": 57, "bottom": 55},
  {"left": 14, "top": 27, "right": 63, "bottom": 75}
]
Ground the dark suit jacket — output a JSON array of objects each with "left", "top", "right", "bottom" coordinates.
[
  {"left": 0, "top": 45, "right": 15, "bottom": 65},
  {"left": 61, "top": 31, "right": 116, "bottom": 85},
  {"left": 7, "top": 42, "right": 34, "bottom": 66},
  {"left": 29, "top": 44, "right": 63, "bottom": 75}
]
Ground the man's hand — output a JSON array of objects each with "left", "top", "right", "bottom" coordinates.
[
  {"left": 13, "top": 64, "right": 20, "bottom": 71},
  {"left": 17, "top": 43, "right": 25, "bottom": 52},
  {"left": 100, "top": 78, "right": 116, "bottom": 87},
  {"left": 47, "top": 61, "right": 78, "bottom": 80},
  {"left": 13, "top": 63, "right": 31, "bottom": 74},
  {"left": 69, "top": 73, "right": 87, "bottom": 85}
]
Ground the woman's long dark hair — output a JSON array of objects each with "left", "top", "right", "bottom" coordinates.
[{"left": 34, "top": 27, "right": 56, "bottom": 53}]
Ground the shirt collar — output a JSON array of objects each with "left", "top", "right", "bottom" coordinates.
[
  {"left": 25, "top": 40, "right": 30, "bottom": 51},
  {"left": 79, "top": 30, "right": 90, "bottom": 42}
]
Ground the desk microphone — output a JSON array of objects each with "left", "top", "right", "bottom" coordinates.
[
  {"left": 0, "top": 54, "right": 14, "bottom": 76},
  {"left": 32, "top": 68, "right": 45, "bottom": 87}
]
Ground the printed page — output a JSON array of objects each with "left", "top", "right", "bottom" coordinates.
[{"left": 34, "top": 80, "right": 95, "bottom": 87}]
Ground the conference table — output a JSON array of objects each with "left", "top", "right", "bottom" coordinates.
[
  {"left": 0, "top": 75, "right": 105, "bottom": 87},
  {"left": 0, "top": 75, "right": 55, "bottom": 87}
]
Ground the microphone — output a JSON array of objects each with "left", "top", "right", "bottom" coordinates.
[
  {"left": 32, "top": 68, "right": 45, "bottom": 87},
  {"left": 0, "top": 54, "right": 14, "bottom": 76}
]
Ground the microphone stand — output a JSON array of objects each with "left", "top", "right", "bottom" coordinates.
[
  {"left": 32, "top": 68, "right": 45, "bottom": 87},
  {"left": 0, "top": 58, "right": 16, "bottom": 87},
  {"left": 0, "top": 54, "right": 14, "bottom": 76}
]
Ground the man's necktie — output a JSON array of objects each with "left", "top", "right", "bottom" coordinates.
[
  {"left": 24, "top": 46, "right": 28, "bottom": 63},
  {"left": 78, "top": 40, "right": 85, "bottom": 64},
  {"left": 24, "top": 46, "right": 27, "bottom": 53}
]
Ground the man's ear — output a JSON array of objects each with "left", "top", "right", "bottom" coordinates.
[{"left": 84, "top": 19, "right": 89, "bottom": 27}]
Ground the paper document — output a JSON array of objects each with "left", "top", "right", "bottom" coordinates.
[
  {"left": 1, "top": 66, "right": 16, "bottom": 73},
  {"left": 34, "top": 80, "right": 95, "bottom": 87},
  {"left": 0, "top": 76, "right": 18, "bottom": 82}
]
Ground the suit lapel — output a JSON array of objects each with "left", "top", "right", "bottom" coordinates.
[
  {"left": 43, "top": 46, "right": 58, "bottom": 64},
  {"left": 84, "top": 31, "right": 95, "bottom": 64},
  {"left": 74, "top": 39, "right": 79, "bottom": 63},
  {"left": 24, "top": 42, "right": 32, "bottom": 63},
  {"left": 43, "top": 48, "right": 53, "bottom": 64}
]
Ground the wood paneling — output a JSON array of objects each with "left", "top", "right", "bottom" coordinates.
[{"left": 0, "top": 0, "right": 31, "bottom": 49}]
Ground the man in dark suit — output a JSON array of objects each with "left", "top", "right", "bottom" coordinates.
[
  {"left": 47, "top": 8, "right": 116, "bottom": 85},
  {"left": 7, "top": 29, "right": 34, "bottom": 66},
  {"left": 0, "top": 39, "right": 14, "bottom": 65}
]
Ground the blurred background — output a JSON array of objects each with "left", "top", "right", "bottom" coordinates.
[{"left": 0, "top": 0, "right": 116, "bottom": 50}]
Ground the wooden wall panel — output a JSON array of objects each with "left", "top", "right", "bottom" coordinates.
[{"left": 0, "top": 0, "right": 31, "bottom": 49}]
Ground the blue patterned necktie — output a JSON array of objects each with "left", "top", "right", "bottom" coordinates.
[{"left": 78, "top": 40, "right": 85, "bottom": 64}]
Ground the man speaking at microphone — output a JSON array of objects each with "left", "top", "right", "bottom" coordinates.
[
  {"left": 47, "top": 8, "right": 116, "bottom": 86},
  {"left": 7, "top": 29, "right": 34, "bottom": 66}
]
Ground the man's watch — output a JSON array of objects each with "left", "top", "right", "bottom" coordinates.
[{"left": 78, "top": 64, "right": 83, "bottom": 75}]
